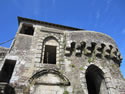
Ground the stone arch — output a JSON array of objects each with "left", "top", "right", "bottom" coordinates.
[
  {"left": 42, "top": 34, "right": 60, "bottom": 43},
  {"left": 29, "top": 69, "right": 70, "bottom": 85},
  {"left": 41, "top": 35, "right": 60, "bottom": 64},
  {"left": 85, "top": 64, "right": 108, "bottom": 94},
  {"left": 24, "top": 69, "right": 70, "bottom": 94},
  {"left": 43, "top": 36, "right": 59, "bottom": 44},
  {"left": 80, "top": 63, "right": 115, "bottom": 94}
]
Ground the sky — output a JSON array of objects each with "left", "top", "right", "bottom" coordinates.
[{"left": 0, "top": 0, "right": 125, "bottom": 78}]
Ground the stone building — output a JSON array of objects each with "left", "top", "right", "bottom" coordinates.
[{"left": 0, "top": 17, "right": 125, "bottom": 94}]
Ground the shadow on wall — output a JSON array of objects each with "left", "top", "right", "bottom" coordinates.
[{"left": 0, "top": 82, "right": 16, "bottom": 94}]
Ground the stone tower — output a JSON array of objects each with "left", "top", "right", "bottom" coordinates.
[{"left": 0, "top": 17, "right": 125, "bottom": 94}]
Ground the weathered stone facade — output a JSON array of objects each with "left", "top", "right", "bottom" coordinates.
[{"left": 0, "top": 17, "right": 125, "bottom": 94}]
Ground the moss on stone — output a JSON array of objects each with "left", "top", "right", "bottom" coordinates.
[
  {"left": 70, "top": 64, "right": 75, "bottom": 68},
  {"left": 79, "top": 67, "right": 84, "bottom": 70},
  {"left": 63, "top": 90, "right": 69, "bottom": 94}
]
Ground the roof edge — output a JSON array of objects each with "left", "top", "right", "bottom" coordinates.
[{"left": 18, "top": 16, "right": 83, "bottom": 31}]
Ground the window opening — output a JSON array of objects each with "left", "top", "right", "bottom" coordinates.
[
  {"left": 20, "top": 24, "right": 34, "bottom": 35},
  {"left": 0, "top": 59, "right": 16, "bottom": 83},
  {"left": 43, "top": 45, "right": 56, "bottom": 64}
]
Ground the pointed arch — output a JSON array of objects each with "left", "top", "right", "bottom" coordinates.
[{"left": 85, "top": 65, "right": 108, "bottom": 94}]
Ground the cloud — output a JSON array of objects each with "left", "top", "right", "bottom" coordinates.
[
  {"left": 96, "top": 11, "right": 100, "bottom": 19},
  {"left": 104, "top": 0, "right": 112, "bottom": 12},
  {"left": 32, "top": 0, "right": 41, "bottom": 17},
  {"left": 107, "top": 0, "right": 112, "bottom": 5},
  {"left": 52, "top": 0, "right": 56, "bottom": 6},
  {"left": 94, "top": 11, "right": 100, "bottom": 28},
  {"left": 122, "top": 28, "right": 125, "bottom": 34},
  {"left": 12, "top": 0, "right": 42, "bottom": 17}
]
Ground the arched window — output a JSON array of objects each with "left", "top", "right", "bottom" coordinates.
[
  {"left": 42, "top": 36, "right": 59, "bottom": 64},
  {"left": 85, "top": 65, "right": 108, "bottom": 94}
]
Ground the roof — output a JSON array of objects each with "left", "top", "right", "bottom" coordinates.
[{"left": 18, "top": 16, "right": 83, "bottom": 31}]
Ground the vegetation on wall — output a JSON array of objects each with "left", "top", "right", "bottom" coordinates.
[
  {"left": 59, "top": 58, "right": 64, "bottom": 62},
  {"left": 79, "top": 67, "right": 84, "bottom": 70},
  {"left": 63, "top": 90, "right": 69, "bottom": 94},
  {"left": 63, "top": 33, "right": 66, "bottom": 49},
  {"left": 70, "top": 64, "right": 75, "bottom": 68}
]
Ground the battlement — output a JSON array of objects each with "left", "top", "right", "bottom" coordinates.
[{"left": 65, "top": 31, "right": 122, "bottom": 65}]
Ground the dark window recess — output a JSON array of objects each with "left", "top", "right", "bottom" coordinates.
[
  {"left": 43, "top": 45, "right": 56, "bottom": 64},
  {"left": 20, "top": 25, "right": 34, "bottom": 35},
  {"left": 0, "top": 59, "right": 16, "bottom": 83}
]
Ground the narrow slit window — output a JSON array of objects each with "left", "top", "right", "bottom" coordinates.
[
  {"left": 0, "top": 59, "right": 16, "bottom": 83},
  {"left": 20, "top": 24, "right": 34, "bottom": 35},
  {"left": 43, "top": 45, "right": 56, "bottom": 64}
]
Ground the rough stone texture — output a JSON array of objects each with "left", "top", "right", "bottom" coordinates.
[
  {"left": 0, "top": 17, "right": 125, "bottom": 94},
  {"left": 0, "top": 47, "right": 9, "bottom": 68}
]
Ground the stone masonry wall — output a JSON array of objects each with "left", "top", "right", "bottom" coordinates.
[
  {"left": 0, "top": 47, "right": 9, "bottom": 68},
  {"left": 64, "top": 31, "right": 125, "bottom": 94},
  {"left": 1, "top": 19, "right": 124, "bottom": 94}
]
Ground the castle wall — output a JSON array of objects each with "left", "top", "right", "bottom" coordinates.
[
  {"left": 64, "top": 31, "right": 124, "bottom": 94},
  {"left": 0, "top": 17, "right": 125, "bottom": 94}
]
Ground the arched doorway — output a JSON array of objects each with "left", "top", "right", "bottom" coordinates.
[
  {"left": 85, "top": 65, "right": 108, "bottom": 94},
  {"left": 24, "top": 69, "right": 70, "bottom": 94}
]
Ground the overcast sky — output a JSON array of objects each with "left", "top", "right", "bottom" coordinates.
[{"left": 0, "top": 0, "right": 125, "bottom": 78}]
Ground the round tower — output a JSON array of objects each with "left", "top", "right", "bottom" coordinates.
[{"left": 63, "top": 30, "right": 124, "bottom": 94}]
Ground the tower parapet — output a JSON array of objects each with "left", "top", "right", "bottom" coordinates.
[{"left": 65, "top": 31, "right": 122, "bottom": 65}]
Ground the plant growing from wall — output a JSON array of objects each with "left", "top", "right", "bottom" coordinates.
[
  {"left": 70, "top": 64, "right": 75, "bottom": 68},
  {"left": 88, "top": 56, "right": 95, "bottom": 63},
  {"left": 63, "top": 33, "right": 66, "bottom": 49},
  {"left": 111, "top": 64, "right": 115, "bottom": 68},
  {"left": 59, "top": 58, "right": 64, "bottom": 62},
  {"left": 88, "top": 58, "right": 92, "bottom": 63},
  {"left": 84, "top": 49, "right": 87, "bottom": 55},
  {"left": 79, "top": 67, "right": 84, "bottom": 70},
  {"left": 63, "top": 90, "right": 69, "bottom": 94},
  {"left": 24, "top": 79, "right": 35, "bottom": 94},
  {"left": 59, "top": 69, "right": 64, "bottom": 74}
]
